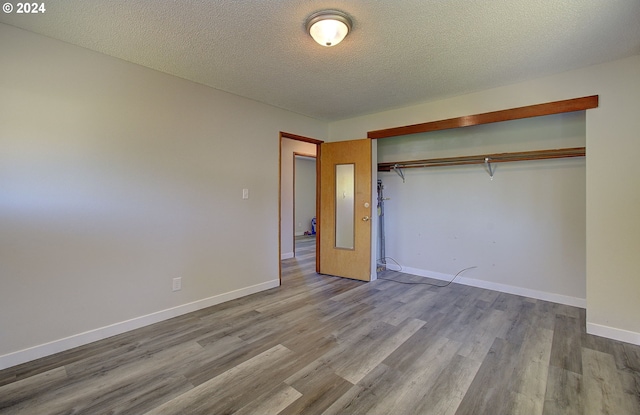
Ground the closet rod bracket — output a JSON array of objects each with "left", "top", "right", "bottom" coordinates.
[
  {"left": 484, "top": 157, "right": 494, "bottom": 180},
  {"left": 392, "top": 164, "right": 405, "bottom": 183}
]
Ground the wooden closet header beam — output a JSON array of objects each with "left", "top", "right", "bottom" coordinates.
[{"left": 367, "top": 95, "right": 598, "bottom": 139}]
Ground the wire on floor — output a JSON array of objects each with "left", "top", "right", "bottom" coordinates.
[
  {"left": 376, "top": 257, "right": 402, "bottom": 272},
  {"left": 377, "top": 266, "right": 478, "bottom": 288}
]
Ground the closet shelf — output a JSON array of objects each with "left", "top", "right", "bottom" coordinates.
[
  {"left": 368, "top": 96, "right": 598, "bottom": 139},
  {"left": 378, "top": 147, "right": 585, "bottom": 172}
]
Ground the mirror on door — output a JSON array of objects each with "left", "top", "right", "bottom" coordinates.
[{"left": 335, "top": 163, "right": 355, "bottom": 249}]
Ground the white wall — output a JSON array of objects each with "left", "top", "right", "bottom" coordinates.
[
  {"left": 294, "top": 157, "right": 316, "bottom": 237},
  {"left": 330, "top": 55, "right": 640, "bottom": 345},
  {"left": 0, "top": 24, "right": 326, "bottom": 368},
  {"left": 377, "top": 112, "right": 586, "bottom": 306},
  {"left": 280, "top": 139, "right": 317, "bottom": 259}
]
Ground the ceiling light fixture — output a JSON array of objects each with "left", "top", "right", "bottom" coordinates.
[{"left": 306, "top": 10, "right": 352, "bottom": 47}]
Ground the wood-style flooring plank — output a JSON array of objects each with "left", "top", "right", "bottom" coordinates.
[
  {"left": 382, "top": 313, "right": 456, "bottom": 373},
  {"left": 455, "top": 337, "right": 522, "bottom": 415},
  {"left": 411, "top": 353, "right": 483, "bottom": 415},
  {"left": 144, "top": 344, "right": 295, "bottom": 415},
  {"left": 5, "top": 341, "right": 202, "bottom": 415},
  {"left": 622, "top": 343, "right": 640, "bottom": 372},
  {"left": 364, "top": 336, "right": 461, "bottom": 415},
  {"left": 232, "top": 383, "right": 302, "bottom": 415},
  {"left": 549, "top": 314, "right": 583, "bottom": 374},
  {"left": 325, "top": 318, "right": 425, "bottom": 384},
  {"left": 280, "top": 360, "right": 354, "bottom": 415},
  {"left": 543, "top": 365, "right": 584, "bottom": 415},
  {"left": 582, "top": 347, "right": 638, "bottom": 415},
  {"left": 0, "top": 367, "right": 67, "bottom": 411},
  {"left": 506, "top": 325, "right": 554, "bottom": 415},
  {"left": 455, "top": 308, "right": 508, "bottom": 361},
  {"left": 319, "top": 363, "right": 400, "bottom": 415}
]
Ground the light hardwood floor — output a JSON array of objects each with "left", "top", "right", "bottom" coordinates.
[{"left": 1, "top": 236, "right": 639, "bottom": 414}]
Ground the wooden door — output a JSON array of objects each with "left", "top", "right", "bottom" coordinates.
[{"left": 319, "top": 139, "right": 372, "bottom": 281}]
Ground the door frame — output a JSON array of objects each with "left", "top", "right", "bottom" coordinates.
[
  {"left": 279, "top": 132, "right": 323, "bottom": 283},
  {"left": 279, "top": 133, "right": 377, "bottom": 284},
  {"left": 293, "top": 152, "right": 317, "bottom": 257}
]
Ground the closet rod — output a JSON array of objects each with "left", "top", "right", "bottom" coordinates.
[{"left": 378, "top": 147, "right": 585, "bottom": 172}]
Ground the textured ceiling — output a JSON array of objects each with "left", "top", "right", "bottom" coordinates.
[{"left": 1, "top": 1, "right": 639, "bottom": 120}]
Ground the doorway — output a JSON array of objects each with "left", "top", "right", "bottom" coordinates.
[
  {"left": 294, "top": 154, "right": 317, "bottom": 256},
  {"left": 279, "top": 133, "right": 376, "bottom": 284},
  {"left": 279, "top": 133, "right": 321, "bottom": 282}
]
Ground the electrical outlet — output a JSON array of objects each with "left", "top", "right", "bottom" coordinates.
[{"left": 172, "top": 277, "right": 182, "bottom": 292}]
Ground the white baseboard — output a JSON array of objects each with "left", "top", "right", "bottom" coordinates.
[
  {"left": 587, "top": 323, "right": 640, "bottom": 346},
  {"left": 281, "top": 252, "right": 294, "bottom": 260},
  {"left": 0, "top": 279, "right": 280, "bottom": 370},
  {"left": 401, "top": 266, "right": 587, "bottom": 308}
]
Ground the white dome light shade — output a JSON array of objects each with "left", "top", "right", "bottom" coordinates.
[{"left": 306, "top": 10, "right": 352, "bottom": 47}]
